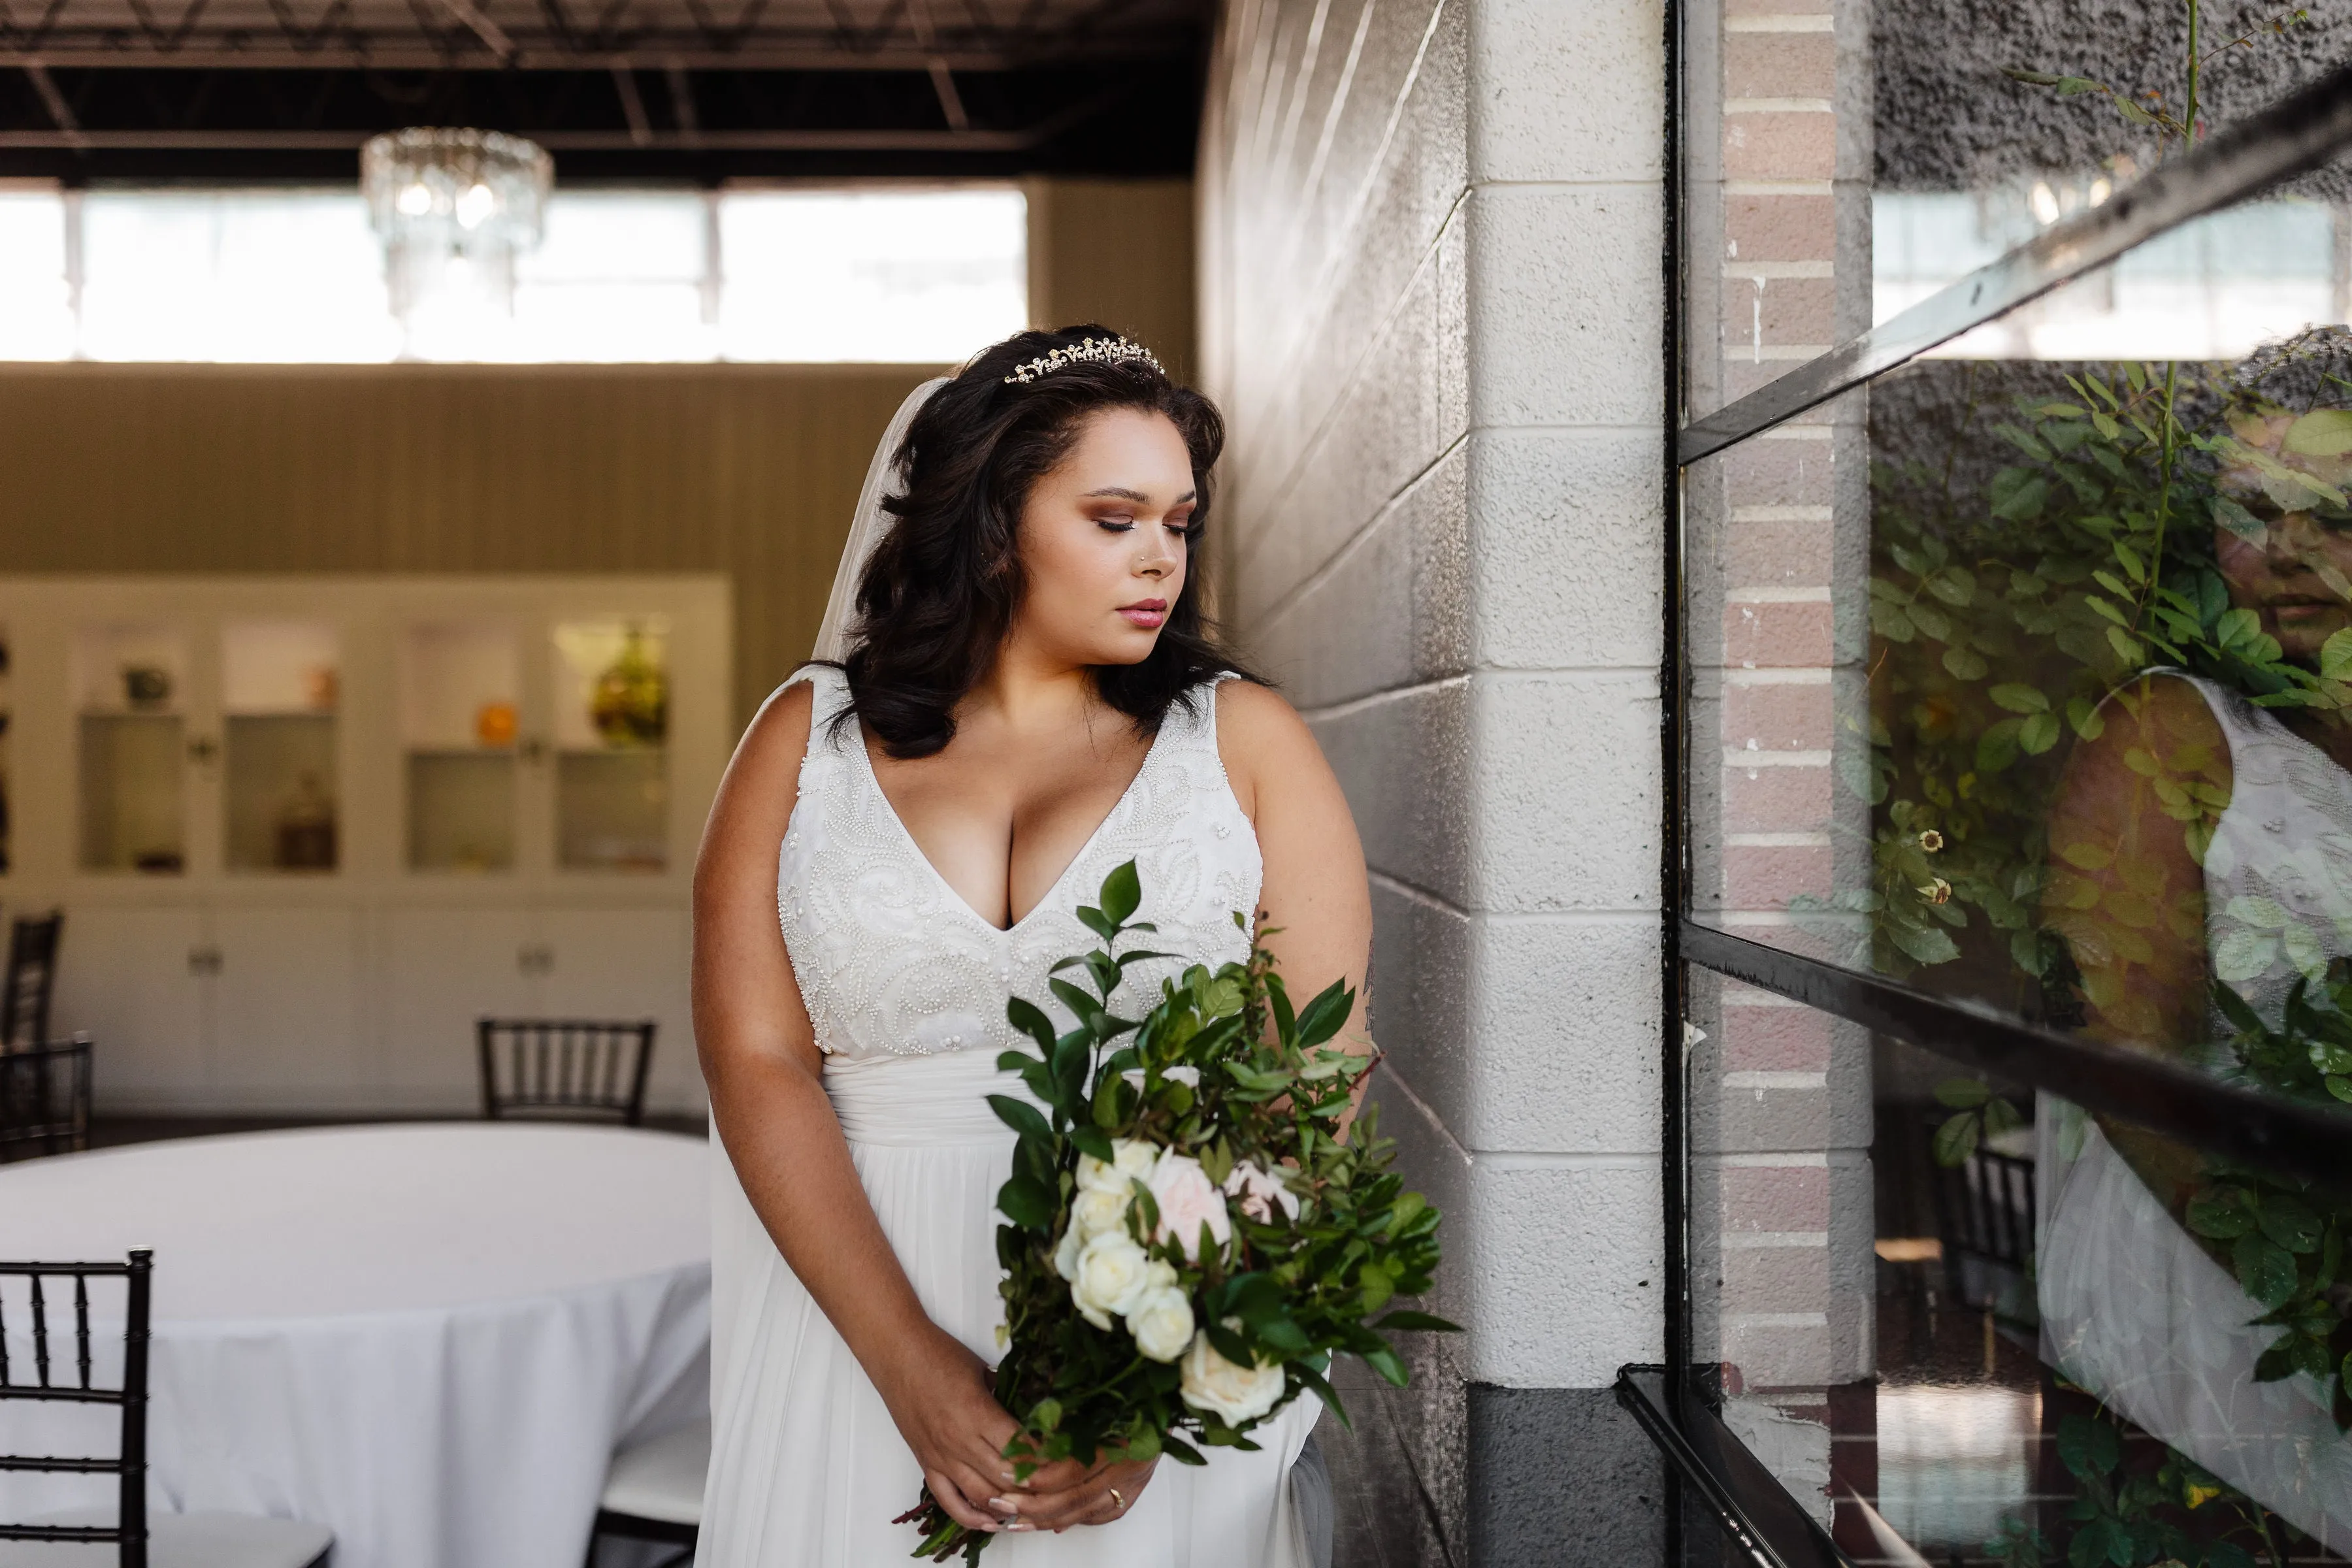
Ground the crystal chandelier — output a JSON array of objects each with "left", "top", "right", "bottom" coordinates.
[{"left": 361, "top": 127, "right": 553, "bottom": 346}]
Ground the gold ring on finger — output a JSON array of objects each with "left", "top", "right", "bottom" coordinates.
[{"left": 1107, "top": 1486, "right": 1126, "bottom": 1513}]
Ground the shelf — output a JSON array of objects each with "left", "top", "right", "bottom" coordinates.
[
  {"left": 557, "top": 749, "right": 666, "bottom": 874},
  {"left": 407, "top": 751, "right": 515, "bottom": 873},
  {"left": 400, "top": 622, "right": 520, "bottom": 751},
  {"left": 80, "top": 711, "right": 184, "bottom": 874},
  {"left": 225, "top": 713, "right": 337, "bottom": 873}
]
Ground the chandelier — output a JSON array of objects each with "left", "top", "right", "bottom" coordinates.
[{"left": 361, "top": 127, "right": 553, "bottom": 345}]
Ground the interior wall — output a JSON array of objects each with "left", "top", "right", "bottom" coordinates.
[
  {"left": 1026, "top": 177, "right": 1199, "bottom": 380},
  {"left": 0, "top": 362, "right": 934, "bottom": 727},
  {"left": 0, "top": 175, "right": 1199, "bottom": 729}
]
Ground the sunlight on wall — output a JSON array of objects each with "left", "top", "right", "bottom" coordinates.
[{"left": 0, "top": 184, "right": 1027, "bottom": 365}]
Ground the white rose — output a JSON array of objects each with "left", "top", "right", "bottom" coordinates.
[
  {"left": 1053, "top": 1223, "right": 1086, "bottom": 1284},
  {"left": 1069, "top": 1232, "right": 1153, "bottom": 1330},
  {"left": 1076, "top": 1137, "right": 1160, "bottom": 1196},
  {"left": 1178, "top": 1322, "right": 1287, "bottom": 1426},
  {"left": 1070, "top": 1186, "right": 1132, "bottom": 1241},
  {"left": 1128, "top": 1286, "right": 1196, "bottom": 1363}
]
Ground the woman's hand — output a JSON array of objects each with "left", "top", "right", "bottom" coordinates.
[
  {"left": 871, "top": 1328, "right": 1021, "bottom": 1535},
  {"left": 992, "top": 1455, "right": 1159, "bottom": 1532}
]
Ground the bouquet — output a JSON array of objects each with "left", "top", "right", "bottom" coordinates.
[{"left": 899, "top": 860, "right": 1454, "bottom": 1561}]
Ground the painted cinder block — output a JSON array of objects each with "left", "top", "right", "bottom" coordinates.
[
  {"left": 1468, "top": 429, "right": 1664, "bottom": 672},
  {"left": 1469, "top": 0, "right": 1663, "bottom": 184},
  {"left": 1467, "top": 1159, "right": 1663, "bottom": 1386},
  {"left": 1466, "top": 184, "right": 1664, "bottom": 430}
]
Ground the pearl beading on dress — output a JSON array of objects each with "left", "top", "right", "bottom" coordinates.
[{"left": 775, "top": 667, "right": 1261, "bottom": 1060}]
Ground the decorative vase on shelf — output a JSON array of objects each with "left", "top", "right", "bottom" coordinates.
[
  {"left": 475, "top": 700, "right": 518, "bottom": 747},
  {"left": 589, "top": 629, "right": 666, "bottom": 747},
  {"left": 275, "top": 772, "right": 337, "bottom": 870}
]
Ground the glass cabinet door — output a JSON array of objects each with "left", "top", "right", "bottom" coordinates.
[
  {"left": 400, "top": 622, "right": 520, "bottom": 873},
  {"left": 551, "top": 618, "right": 668, "bottom": 874},
  {"left": 75, "top": 625, "right": 189, "bottom": 874},
  {"left": 222, "top": 621, "right": 340, "bottom": 874}
]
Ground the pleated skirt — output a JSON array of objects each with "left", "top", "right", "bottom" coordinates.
[{"left": 698, "top": 1049, "right": 1314, "bottom": 1568}]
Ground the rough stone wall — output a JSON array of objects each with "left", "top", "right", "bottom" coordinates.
[{"left": 1198, "top": 0, "right": 1668, "bottom": 1561}]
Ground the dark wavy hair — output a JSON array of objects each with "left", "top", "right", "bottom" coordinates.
[{"left": 834, "top": 324, "right": 1258, "bottom": 759}]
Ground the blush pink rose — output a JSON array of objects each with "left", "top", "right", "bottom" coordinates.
[
  {"left": 1147, "top": 1151, "right": 1232, "bottom": 1260},
  {"left": 1222, "top": 1160, "right": 1301, "bottom": 1224}
]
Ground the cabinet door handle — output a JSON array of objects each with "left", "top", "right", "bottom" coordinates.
[
  {"left": 517, "top": 944, "right": 553, "bottom": 975},
  {"left": 188, "top": 945, "right": 222, "bottom": 976},
  {"left": 186, "top": 736, "right": 219, "bottom": 764}
]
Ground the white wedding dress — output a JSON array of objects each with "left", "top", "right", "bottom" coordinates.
[
  {"left": 696, "top": 663, "right": 1318, "bottom": 1567},
  {"left": 2038, "top": 672, "right": 2352, "bottom": 1552}
]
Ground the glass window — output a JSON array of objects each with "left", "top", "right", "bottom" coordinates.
[
  {"left": 1669, "top": 1, "right": 2352, "bottom": 1561},
  {"left": 0, "top": 184, "right": 1026, "bottom": 365}
]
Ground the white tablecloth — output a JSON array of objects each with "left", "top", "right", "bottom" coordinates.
[{"left": 0, "top": 1124, "right": 710, "bottom": 1568}]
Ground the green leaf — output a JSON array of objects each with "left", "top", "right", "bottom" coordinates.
[
  {"left": 2106, "top": 625, "right": 2142, "bottom": 664},
  {"left": 2019, "top": 711, "right": 2062, "bottom": 755},
  {"left": 1005, "top": 998, "right": 1058, "bottom": 1053},
  {"left": 2057, "top": 1413, "right": 2122, "bottom": 1481},
  {"left": 2321, "top": 627, "right": 2352, "bottom": 682},
  {"left": 2257, "top": 1194, "right": 2323, "bottom": 1255},
  {"left": 2186, "top": 1189, "right": 2255, "bottom": 1239},
  {"left": 988, "top": 1094, "right": 1053, "bottom": 1143},
  {"left": 2212, "top": 495, "right": 2268, "bottom": 544},
  {"left": 1362, "top": 1346, "right": 1409, "bottom": 1388},
  {"left": 1932, "top": 1109, "right": 1981, "bottom": 1167},
  {"left": 1990, "top": 470, "right": 2051, "bottom": 521},
  {"left": 1943, "top": 646, "right": 1989, "bottom": 680},
  {"left": 2283, "top": 408, "right": 2352, "bottom": 457},
  {"left": 1372, "top": 1309, "right": 1463, "bottom": 1333},
  {"left": 1935, "top": 1076, "right": 1991, "bottom": 1109},
  {"left": 1099, "top": 860, "right": 1142, "bottom": 926},
  {"left": 996, "top": 1172, "right": 1056, "bottom": 1232},
  {"left": 1891, "top": 921, "right": 1962, "bottom": 964},
  {"left": 1989, "top": 683, "right": 2050, "bottom": 714},
  {"left": 1982, "top": 1096, "right": 2023, "bottom": 1137},
  {"left": 1294, "top": 978, "right": 1355, "bottom": 1049},
  {"left": 1162, "top": 1436, "right": 1207, "bottom": 1467},
  {"left": 2234, "top": 1233, "right": 2300, "bottom": 1311}
]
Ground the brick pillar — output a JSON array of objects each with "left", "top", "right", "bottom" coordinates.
[{"left": 1682, "top": 0, "right": 1876, "bottom": 1429}]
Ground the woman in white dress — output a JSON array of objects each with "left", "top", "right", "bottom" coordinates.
[
  {"left": 689, "top": 327, "right": 1371, "bottom": 1566},
  {"left": 2039, "top": 396, "right": 2352, "bottom": 1551}
]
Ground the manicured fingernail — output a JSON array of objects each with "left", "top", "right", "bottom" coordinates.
[
  {"left": 1005, "top": 1522, "right": 1034, "bottom": 1533},
  {"left": 988, "top": 1497, "right": 1019, "bottom": 1516}
]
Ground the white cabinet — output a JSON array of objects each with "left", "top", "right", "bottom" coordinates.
[
  {"left": 52, "top": 906, "right": 210, "bottom": 1100},
  {"left": 0, "top": 576, "right": 730, "bottom": 1118}
]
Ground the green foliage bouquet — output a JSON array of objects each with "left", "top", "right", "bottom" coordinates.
[{"left": 897, "top": 860, "right": 1453, "bottom": 1561}]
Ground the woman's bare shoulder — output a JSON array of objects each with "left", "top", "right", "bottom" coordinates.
[
  {"left": 1212, "top": 678, "right": 1331, "bottom": 822},
  {"left": 700, "top": 676, "right": 819, "bottom": 859}
]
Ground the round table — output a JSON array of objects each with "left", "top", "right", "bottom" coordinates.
[{"left": 0, "top": 1123, "right": 711, "bottom": 1568}]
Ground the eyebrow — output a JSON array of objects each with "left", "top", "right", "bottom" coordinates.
[{"left": 1082, "top": 487, "right": 1198, "bottom": 504}]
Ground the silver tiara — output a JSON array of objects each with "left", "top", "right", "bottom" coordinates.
[{"left": 1002, "top": 335, "right": 1164, "bottom": 384}]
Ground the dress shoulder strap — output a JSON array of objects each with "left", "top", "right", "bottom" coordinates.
[{"left": 778, "top": 664, "right": 855, "bottom": 769}]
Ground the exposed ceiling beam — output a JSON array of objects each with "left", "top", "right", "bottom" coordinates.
[
  {"left": 0, "top": 41, "right": 1175, "bottom": 67},
  {"left": 20, "top": 60, "right": 87, "bottom": 140}
]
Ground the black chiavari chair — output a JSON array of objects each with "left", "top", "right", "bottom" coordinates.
[
  {"left": 0, "top": 1251, "right": 333, "bottom": 1567},
  {"left": 1925, "top": 1115, "right": 2037, "bottom": 1316},
  {"left": 3, "top": 912, "right": 65, "bottom": 1049},
  {"left": 477, "top": 1020, "right": 657, "bottom": 1127},
  {"left": 0, "top": 1035, "right": 93, "bottom": 1164}
]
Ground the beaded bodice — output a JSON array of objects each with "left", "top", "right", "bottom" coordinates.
[
  {"left": 2176, "top": 674, "right": 2352, "bottom": 1032},
  {"left": 775, "top": 666, "right": 1262, "bottom": 1061}
]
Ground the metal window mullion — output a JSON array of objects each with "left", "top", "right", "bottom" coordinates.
[{"left": 1681, "top": 919, "right": 2352, "bottom": 1192}]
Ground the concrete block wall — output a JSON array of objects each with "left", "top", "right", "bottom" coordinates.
[{"left": 1198, "top": 0, "right": 1669, "bottom": 1561}]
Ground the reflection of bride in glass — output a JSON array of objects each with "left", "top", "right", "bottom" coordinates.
[{"left": 2041, "top": 334, "right": 2352, "bottom": 1556}]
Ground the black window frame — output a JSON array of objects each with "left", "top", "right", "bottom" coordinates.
[{"left": 1629, "top": 20, "right": 2352, "bottom": 1565}]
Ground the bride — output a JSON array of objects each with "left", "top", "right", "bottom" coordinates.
[{"left": 689, "top": 327, "right": 1371, "bottom": 1565}]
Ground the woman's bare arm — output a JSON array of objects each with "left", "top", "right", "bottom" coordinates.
[
  {"left": 2040, "top": 672, "right": 2232, "bottom": 1205},
  {"left": 693, "top": 681, "right": 1019, "bottom": 1534},
  {"left": 1216, "top": 681, "right": 1375, "bottom": 1073}
]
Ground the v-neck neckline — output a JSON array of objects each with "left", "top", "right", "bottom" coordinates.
[{"left": 848, "top": 710, "right": 1170, "bottom": 936}]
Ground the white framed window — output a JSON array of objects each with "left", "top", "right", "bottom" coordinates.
[{"left": 0, "top": 182, "right": 1028, "bottom": 365}]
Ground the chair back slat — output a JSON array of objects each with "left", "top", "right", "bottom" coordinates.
[
  {"left": 1, "top": 913, "right": 63, "bottom": 1050},
  {"left": 0, "top": 1250, "right": 151, "bottom": 1567},
  {"left": 0, "top": 1036, "right": 95, "bottom": 1162},
  {"left": 477, "top": 1019, "right": 657, "bottom": 1125}
]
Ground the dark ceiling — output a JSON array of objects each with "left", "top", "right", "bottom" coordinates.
[{"left": 0, "top": 0, "right": 1211, "bottom": 180}]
